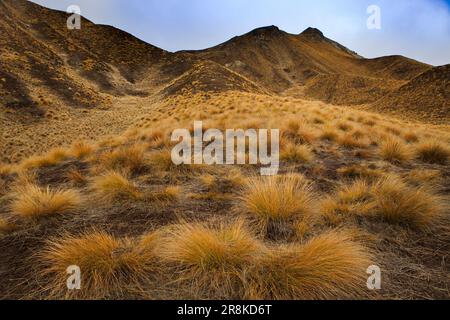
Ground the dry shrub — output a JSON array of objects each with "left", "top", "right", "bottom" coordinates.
[
  {"left": 39, "top": 231, "right": 160, "bottom": 299},
  {"left": 91, "top": 171, "right": 142, "bottom": 201},
  {"left": 414, "top": 140, "right": 450, "bottom": 165},
  {"left": 11, "top": 184, "right": 82, "bottom": 219},
  {"left": 379, "top": 137, "right": 412, "bottom": 163},
  {"left": 246, "top": 231, "right": 372, "bottom": 300},
  {"left": 160, "top": 220, "right": 263, "bottom": 299}
]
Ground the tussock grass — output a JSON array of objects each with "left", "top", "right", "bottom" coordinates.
[
  {"left": 11, "top": 184, "right": 82, "bottom": 219},
  {"left": 90, "top": 171, "right": 142, "bottom": 201},
  {"left": 280, "top": 143, "right": 314, "bottom": 163},
  {"left": 320, "top": 127, "right": 340, "bottom": 142},
  {"left": 379, "top": 137, "right": 412, "bottom": 163},
  {"left": 240, "top": 174, "right": 316, "bottom": 236},
  {"left": 415, "top": 140, "right": 450, "bottom": 165},
  {"left": 371, "top": 175, "right": 445, "bottom": 229},
  {"left": 403, "top": 131, "right": 419, "bottom": 143},
  {"left": 39, "top": 231, "right": 160, "bottom": 299},
  {"left": 338, "top": 134, "right": 367, "bottom": 149},
  {"left": 0, "top": 217, "right": 15, "bottom": 235},
  {"left": 282, "top": 120, "right": 316, "bottom": 145},
  {"left": 337, "top": 165, "right": 382, "bottom": 181},
  {"left": 70, "top": 141, "right": 95, "bottom": 159},
  {"left": 160, "top": 220, "right": 262, "bottom": 298},
  {"left": 246, "top": 231, "right": 371, "bottom": 299},
  {"left": 100, "top": 144, "right": 148, "bottom": 174},
  {"left": 20, "top": 147, "right": 71, "bottom": 170},
  {"left": 321, "top": 180, "right": 375, "bottom": 224}
]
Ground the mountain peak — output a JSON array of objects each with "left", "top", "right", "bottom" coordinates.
[
  {"left": 246, "top": 25, "right": 284, "bottom": 38},
  {"left": 300, "top": 27, "right": 325, "bottom": 39}
]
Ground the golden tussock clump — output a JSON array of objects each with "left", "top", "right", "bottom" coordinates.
[
  {"left": 321, "top": 180, "right": 375, "bottom": 225},
  {"left": 338, "top": 134, "right": 367, "bottom": 149},
  {"left": 100, "top": 144, "right": 148, "bottom": 174},
  {"left": 20, "top": 147, "right": 71, "bottom": 171},
  {"left": 320, "top": 126, "right": 340, "bottom": 142},
  {"left": 371, "top": 175, "right": 445, "bottom": 229},
  {"left": 379, "top": 137, "right": 412, "bottom": 163},
  {"left": 282, "top": 120, "right": 316, "bottom": 145},
  {"left": 90, "top": 171, "right": 142, "bottom": 201},
  {"left": 403, "top": 131, "right": 419, "bottom": 143},
  {"left": 414, "top": 139, "right": 450, "bottom": 165},
  {"left": 10, "top": 184, "right": 82, "bottom": 219},
  {"left": 159, "top": 220, "right": 263, "bottom": 298},
  {"left": 39, "top": 231, "right": 160, "bottom": 299},
  {"left": 70, "top": 141, "right": 95, "bottom": 159},
  {"left": 280, "top": 142, "right": 314, "bottom": 163},
  {"left": 246, "top": 231, "right": 372, "bottom": 300},
  {"left": 239, "top": 174, "right": 316, "bottom": 229}
]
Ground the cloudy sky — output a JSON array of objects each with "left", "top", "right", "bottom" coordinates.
[{"left": 31, "top": 0, "right": 450, "bottom": 66}]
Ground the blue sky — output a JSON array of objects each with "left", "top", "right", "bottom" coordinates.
[{"left": 31, "top": 0, "right": 450, "bottom": 66}]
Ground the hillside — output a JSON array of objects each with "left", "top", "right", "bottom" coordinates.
[
  {"left": 372, "top": 65, "right": 450, "bottom": 123},
  {"left": 0, "top": 0, "right": 449, "bottom": 301}
]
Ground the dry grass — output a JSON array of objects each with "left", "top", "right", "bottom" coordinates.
[
  {"left": 39, "top": 231, "right": 160, "bottom": 299},
  {"left": 240, "top": 174, "right": 316, "bottom": 235},
  {"left": 337, "top": 165, "right": 382, "bottom": 181},
  {"left": 100, "top": 144, "right": 148, "bottom": 174},
  {"left": 20, "top": 147, "right": 71, "bottom": 170},
  {"left": 338, "top": 134, "right": 367, "bottom": 149},
  {"left": 90, "top": 171, "right": 142, "bottom": 201},
  {"left": 70, "top": 141, "right": 95, "bottom": 159},
  {"left": 246, "top": 231, "right": 372, "bottom": 299},
  {"left": 371, "top": 175, "right": 445, "bottom": 229},
  {"left": 415, "top": 139, "right": 450, "bottom": 165},
  {"left": 321, "top": 180, "right": 375, "bottom": 224},
  {"left": 280, "top": 142, "right": 314, "bottom": 163},
  {"left": 379, "top": 137, "right": 412, "bottom": 163},
  {"left": 160, "top": 220, "right": 262, "bottom": 298},
  {"left": 0, "top": 217, "right": 15, "bottom": 235},
  {"left": 11, "top": 184, "right": 82, "bottom": 219},
  {"left": 320, "top": 127, "right": 340, "bottom": 142}
]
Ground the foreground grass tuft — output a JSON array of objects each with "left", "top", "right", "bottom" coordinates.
[
  {"left": 40, "top": 231, "right": 160, "bottom": 299},
  {"left": 90, "top": 171, "right": 142, "bottom": 201},
  {"left": 11, "top": 184, "right": 82, "bottom": 219},
  {"left": 160, "top": 220, "right": 262, "bottom": 298},
  {"left": 246, "top": 231, "right": 371, "bottom": 299},
  {"left": 415, "top": 140, "right": 450, "bottom": 165}
]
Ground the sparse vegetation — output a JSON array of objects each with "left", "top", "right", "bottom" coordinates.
[{"left": 1, "top": 1, "right": 449, "bottom": 299}]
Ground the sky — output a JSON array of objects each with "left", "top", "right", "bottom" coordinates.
[{"left": 31, "top": 0, "right": 450, "bottom": 66}]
